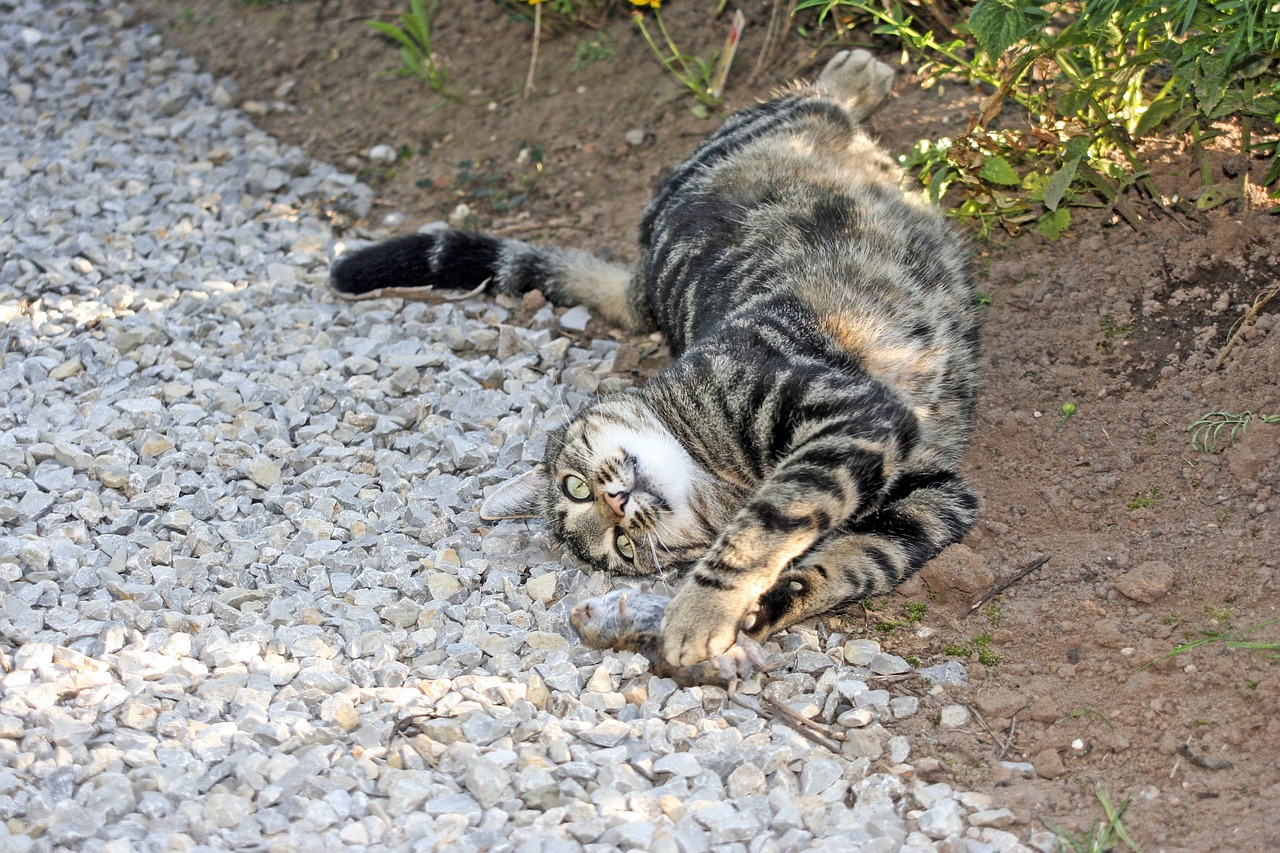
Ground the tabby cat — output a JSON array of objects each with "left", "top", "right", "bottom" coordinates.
[{"left": 330, "top": 51, "right": 980, "bottom": 667}]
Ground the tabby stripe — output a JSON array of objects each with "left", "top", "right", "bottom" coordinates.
[
  {"left": 864, "top": 545, "right": 901, "bottom": 586},
  {"left": 645, "top": 98, "right": 808, "bottom": 225},
  {"left": 882, "top": 470, "right": 954, "bottom": 503},
  {"left": 692, "top": 572, "right": 733, "bottom": 591},
  {"left": 869, "top": 513, "right": 936, "bottom": 569},
  {"left": 770, "top": 465, "right": 844, "bottom": 494},
  {"left": 750, "top": 501, "right": 817, "bottom": 535}
]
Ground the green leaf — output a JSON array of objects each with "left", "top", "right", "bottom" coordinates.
[
  {"left": 979, "top": 155, "right": 1020, "bottom": 186},
  {"left": 969, "top": 0, "right": 1049, "bottom": 57},
  {"left": 1263, "top": 155, "right": 1280, "bottom": 188},
  {"left": 1134, "top": 96, "right": 1185, "bottom": 137},
  {"left": 1043, "top": 135, "right": 1090, "bottom": 211},
  {"left": 1042, "top": 161, "right": 1078, "bottom": 212},
  {"left": 1056, "top": 87, "right": 1091, "bottom": 118},
  {"left": 1037, "top": 206, "right": 1070, "bottom": 240},
  {"left": 1196, "top": 185, "right": 1240, "bottom": 211},
  {"left": 366, "top": 20, "right": 418, "bottom": 55},
  {"left": 1022, "top": 170, "right": 1049, "bottom": 200}
]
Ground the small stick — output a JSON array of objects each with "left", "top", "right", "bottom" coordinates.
[
  {"left": 733, "top": 694, "right": 843, "bottom": 753},
  {"left": 965, "top": 703, "right": 1007, "bottom": 754},
  {"left": 967, "top": 556, "right": 1049, "bottom": 616},
  {"left": 1213, "top": 284, "right": 1279, "bottom": 370},
  {"left": 760, "top": 694, "right": 845, "bottom": 743},
  {"left": 523, "top": 3, "right": 541, "bottom": 99},
  {"left": 998, "top": 715, "right": 1017, "bottom": 761},
  {"left": 489, "top": 217, "right": 582, "bottom": 236}
]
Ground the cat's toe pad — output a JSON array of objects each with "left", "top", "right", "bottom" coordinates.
[{"left": 816, "top": 49, "right": 895, "bottom": 119}]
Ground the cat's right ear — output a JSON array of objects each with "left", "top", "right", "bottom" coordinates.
[{"left": 480, "top": 468, "right": 549, "bottom": 520}]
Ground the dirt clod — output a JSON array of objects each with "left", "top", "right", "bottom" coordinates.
[
  {"left": 920, "top": 543, "right": 994, "bottom": 597},
  {"left": 1113, "top": 560, "right": 1176, "bottom": 603},
  {"left": 1032, "top": 748, "right": 1067, "bottom": 780}
]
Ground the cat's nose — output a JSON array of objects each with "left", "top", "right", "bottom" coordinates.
[{"left": 604, "top": 490, "right": 629, "bottom": 517}]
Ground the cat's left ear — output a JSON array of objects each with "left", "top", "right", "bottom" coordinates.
[{"left": 480, "top": 468, "right": 549, "bottom": 520}]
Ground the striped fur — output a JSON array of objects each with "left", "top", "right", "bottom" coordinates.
[{"left": 329, "top": 51, "right": 980, "bottom": 666}]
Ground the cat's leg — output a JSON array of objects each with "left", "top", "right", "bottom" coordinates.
[
  {"left": 814, "top": 49, "right": 896, "bottom": 123},
  {"left": 329, "top": 231, "right": 653, "bottom": 332},
  {"left": 659, "top": 388, "right": 924, "bottom": 665},
  {"left": 743, "top": 471, "right": 979, "bottom": 640}
]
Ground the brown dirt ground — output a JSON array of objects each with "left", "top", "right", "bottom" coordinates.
[{"left": 141, "top": 1, "right": 1280, "bottom": 849}]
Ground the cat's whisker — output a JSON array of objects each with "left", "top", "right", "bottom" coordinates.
[{"left": 645, "top": 532, "right": 663, "bottom": 573}]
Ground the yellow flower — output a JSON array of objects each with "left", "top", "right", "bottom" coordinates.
[{"left": 630, "top": 0, "right": 662, "bottom": 8}]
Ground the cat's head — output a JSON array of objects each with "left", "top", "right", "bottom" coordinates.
[{"left": 481, "top": 394, "right": 722, "bottom": 576}]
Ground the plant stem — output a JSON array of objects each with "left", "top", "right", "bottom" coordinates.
[{"left": 524, "top": 2, "right": 540, "bottom": 99}]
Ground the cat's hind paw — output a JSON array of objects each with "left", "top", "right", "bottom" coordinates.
[{"left": 815, "top": 49, "right": 895, "bottom": 121}]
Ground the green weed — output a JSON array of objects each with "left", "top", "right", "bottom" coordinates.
[
  {"left": 1060, "top": 706, "right": 1116, "bottom": 731},
  {"left": 1188, "top": 410, "right": 1280, "bottom": 452},
  {"left": 366, "top": 0, "right": 464, "bottom": 103},
  {"left": 1140, "top": 614, "right": 1280, "bottom": 669},
  {"left": 572, "top": 33, "right": 614, "bottom": 71},
  {"left": 944, "top": 633, "right": 1001, "bottom": 666},
  {"left": 1099, "top": 314, "right": 1136, "bottom": 348},
  {"left": 1044, "top": 787, "right": 1141, "bottom": 853},
  {"left": 631, "top": 4, "right": 723, "bottom": 112},
  {"left": 904, "top": 601, "right": 928, "bottom": 622},
  {"left": 1127, "top": 487, "right": 1162, "bottom": 510}
]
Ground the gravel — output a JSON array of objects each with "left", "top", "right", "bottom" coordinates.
[{"left": 0, "top": 2, "right": 1047, "bottom": 851}]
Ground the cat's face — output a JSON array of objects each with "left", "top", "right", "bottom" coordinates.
[{"left": 482, "top": 395, "right": 725, "bottom": 577}]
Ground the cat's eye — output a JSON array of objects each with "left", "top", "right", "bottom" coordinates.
[
  {"left": 614, "top": 532, "right": 635, "bottom": 561},
  {"left": 562, "top": 475, "right": 591, "bottom": 502}
]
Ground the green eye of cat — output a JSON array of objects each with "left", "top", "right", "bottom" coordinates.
[
  {"left": 614, "top": 532, "right": 635, "bottom": 561},
  {"left": 562, "top": 475, "right": 591, "bottom": 502}
]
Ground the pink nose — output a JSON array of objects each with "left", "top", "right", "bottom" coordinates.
[{"left": 604, "top": 490, "right": 629, "bottom": 517}]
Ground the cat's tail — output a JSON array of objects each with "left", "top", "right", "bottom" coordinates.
[{"left": 329, "top": 230, "right": 652, "bottom": 332}]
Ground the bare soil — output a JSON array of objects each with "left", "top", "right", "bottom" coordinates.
[{"left": 141, "top": 1, "right": 1280, "bottom": 849}]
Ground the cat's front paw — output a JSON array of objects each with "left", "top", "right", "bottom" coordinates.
[{"left": 660, "top": 585, "right": 744, "bottom": 667}]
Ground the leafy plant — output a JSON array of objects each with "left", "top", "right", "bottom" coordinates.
[
  {"left": 1126, "top": 487, "right": 1162, "bottom": 510},
  {"left": 573, "top": 32, "right": 615, "bottom": 71},
  {"left": 943, "top": 633, "right": 1001, "bottom": 665},
  {"left": 1139, "top": 614, "right": 1280, "bottom": 669},
  {"left": 1188, "top": 410, "right": 1280, "bottom": 451},
  {"left": 796, "top": 0, "right": 1280, "bottom": 237},
  {"left": 1043, "top": 787, "right": 1141, "bottom": 853},
  {"left": 366, "top": 0, "right": 463, "bottom": 102},
  {"left": 631, "top": 2, "right": 724, "bottom": 113}
]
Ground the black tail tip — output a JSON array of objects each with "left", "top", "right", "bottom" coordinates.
[{"left": 327, "top": 233, "right": 441, "bottom": 301}]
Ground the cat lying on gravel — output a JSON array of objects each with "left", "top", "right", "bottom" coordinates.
[{"left": 330, "top": 50, "right": 979, "bottom": 669}]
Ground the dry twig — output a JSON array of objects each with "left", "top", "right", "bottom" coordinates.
[{"left": 967, "top": 556, "right": 1049, "bottom": 616}]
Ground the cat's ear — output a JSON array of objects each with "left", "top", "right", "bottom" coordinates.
[{"left": 480, "top": 468, "right": 550, "bottom": 520}]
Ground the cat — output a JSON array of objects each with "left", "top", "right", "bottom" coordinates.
[{"left": 329, "top": 50, "right": 980, "bottom": 668}]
